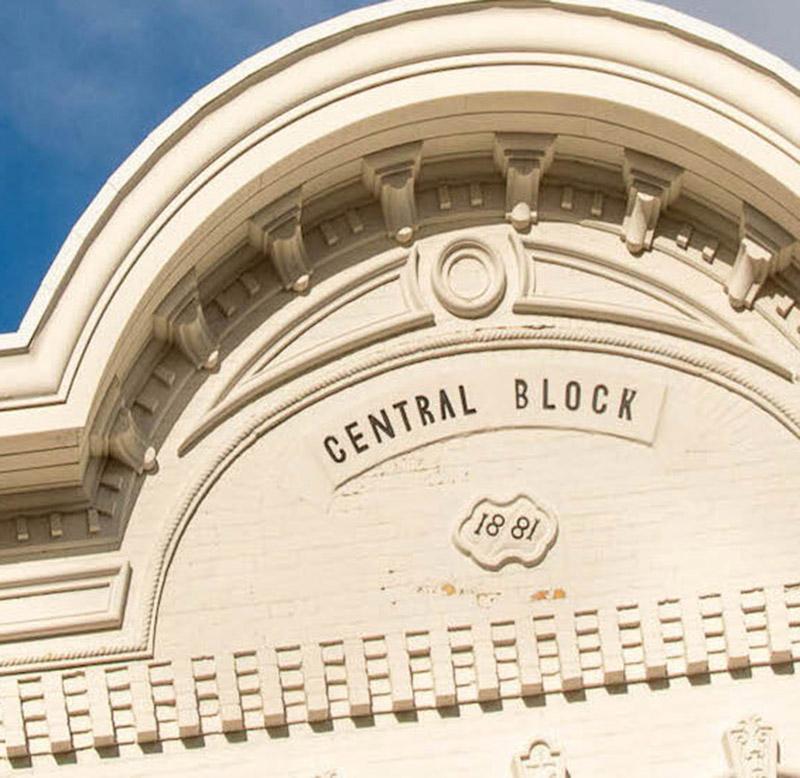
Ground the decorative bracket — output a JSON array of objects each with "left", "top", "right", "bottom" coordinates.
[
  {"left": 249, "top": 188, "right": 312, "bottom": 292},
  {"left": 90, "top": 379, "right": 157, "bottom": 475},
  {"left": 493, "top": 133, "right": 556, "bottom": 232},
  {"left": 153, "top": 271, "right": 220, "bottom": 370},
  {"left": 726, "top": 205, "right": 795, "bottom": 310},
  {"left": 512, "top": 736, "right": 567, "bottom": 778},
  {"left": 108, "top": 405, "right": 157, "bottom": 474},
  {"left": 89, "top": 402, "right": 154, "bottom": 476},
  {"left": 621, "top": 149, "right": 683, "bottom": 254},
  {"left": 724, "top": 716, "right": 779, "bottom": 778},
  {"left": 362, "top": 142, "right": 422, "bottom": 245}
]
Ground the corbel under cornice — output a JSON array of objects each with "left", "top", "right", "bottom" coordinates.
[
  {"left": 362, "top": 142, "right": 423, "bottom": 245},
  {"left": 493, "top": 133, "right": 556, "bottom": 232},
  {"left": 2, "top": 134, "right": 800, "bottom": 554},
  {"left": 621, "top": 149, "right": 683, "bottom": 255},
  {"left": 89, "top": 380, "right": 156, "bottom": 477},
  {"left": 249, "top": 188, "right": 313, "bottom": 293},
  {"left": 726, "top": 205, "right": 797, "bottom": 310},
  {"left": 153, "top": 270, "right": 220, "bottom": 371}
]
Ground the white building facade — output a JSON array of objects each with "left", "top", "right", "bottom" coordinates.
[{"left": 1, "top": 1, "right": 800, "bottom": 775}]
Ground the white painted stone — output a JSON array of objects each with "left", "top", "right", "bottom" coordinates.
[{"left": 1, "top": 0, "right": 800, "bottom": 775}]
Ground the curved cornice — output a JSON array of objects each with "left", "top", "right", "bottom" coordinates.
[
  {"left": 4, "top": 0, "right": 800, "bottom": 352},
  {"left": 2, "top": 0, "right": 800, "bottom": 510}
]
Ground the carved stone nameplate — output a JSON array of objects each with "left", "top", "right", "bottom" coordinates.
[
  {"left": 454, "top": 494, "right": 558, "bottom": 570},
  {"left": 310, "top": 363, "right": 667, "bottom": 486}
]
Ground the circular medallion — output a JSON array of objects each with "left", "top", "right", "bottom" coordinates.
[{"left": 432, "top": 239, "right": 506, "bottom": 318}]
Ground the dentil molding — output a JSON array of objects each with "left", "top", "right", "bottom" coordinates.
[{"left": 0, "top": 8, "right": 799, "bottom": 774}]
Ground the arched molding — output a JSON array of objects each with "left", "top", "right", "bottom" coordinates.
[
  {"left": 2, "top": 0, "right": 800, "bottom": 671},
  {"left": 3, "top": 146, "right": 800, "bottom": 557},
  {"left": 2, "top": 0, "right": 800, "bottom": 410},
  {"left": 63, "top": 322, "right": 800, "bottom": 668},
  {"left": 2, "top": 311, "right": 800, "bottom": 672},
  {"left": 179, "top": 217, "right": 799, "bottom": 454}
]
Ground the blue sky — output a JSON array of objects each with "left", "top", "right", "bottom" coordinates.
[{"left": 1, "top": 0, "right": 798, "bottom": 334}]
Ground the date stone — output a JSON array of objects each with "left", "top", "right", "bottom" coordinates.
[{"left": 453, "top": 494, "right": 558, "bottom": 571}]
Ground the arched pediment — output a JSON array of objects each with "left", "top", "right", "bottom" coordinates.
[
  {"left": 187, "top": 218, "right": 795, "bottom": 454},
  {"left": 2, "top": 1, "right": 800, "bottom": 772}
]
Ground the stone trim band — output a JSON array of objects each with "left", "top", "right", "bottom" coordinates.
[{"left": 3, "top": 578, "right": 798, "bottom": 761}]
